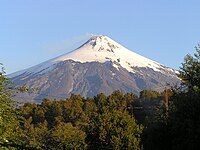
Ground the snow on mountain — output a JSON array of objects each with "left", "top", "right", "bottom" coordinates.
[
  {"left": 9, "top": 35, "right": 177, "bottom": 78},
  {"left": 53, "top": 35, "right": 165, "bottom": 72},
  {"left": 9, "top": 35, "right": 180, "bottom": 102}
]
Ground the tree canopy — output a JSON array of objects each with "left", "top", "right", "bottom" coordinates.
[
  {"left": 143, "top": 46, "right": 200, "bottom": 150},
  {"left": 0, "top": 64, "right": 23, "bottom": 149},
  {"left": 179, "top": 45, "right": 200, "bottom": 90}
]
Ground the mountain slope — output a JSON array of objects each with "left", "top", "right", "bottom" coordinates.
[{"left": 10, "top": 35, "right": 179, "bottom": 103}]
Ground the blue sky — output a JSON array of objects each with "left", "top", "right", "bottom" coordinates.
[{"left": 1, "top": 0, "right": 200, "bottom": 74}]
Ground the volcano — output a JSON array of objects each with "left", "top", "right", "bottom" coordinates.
[{"left": 10, "top": 35, "right": 179, "bottom": 103}]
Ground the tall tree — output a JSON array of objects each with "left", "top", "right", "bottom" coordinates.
[
  {"left": 47, "top": 122, "right": 87, "bottom": 150},
  {"left": 0, "top": 64, "right": 23, "bottom": 149},
  {"left": 143, "top": 46, "right": 200, "bottom": 150},
  {"left": 179, "top": 45, "right": 200, "bottom": 90},
  {"left": 87, "top": 92, "right": 143, "bottom": 150}
]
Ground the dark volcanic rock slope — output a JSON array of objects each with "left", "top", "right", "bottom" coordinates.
[{"left": 11, "top": 60, "right": 179, "bottom": 103}]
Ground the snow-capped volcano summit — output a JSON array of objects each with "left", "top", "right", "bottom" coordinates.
[
  {"left": 53, "top": 35, "right": 164, "bottom": 72},
  {"left": 10, "top": 35, "right": 179, "bottom": 103},
  {"left": 10, "top": 35, "right": 176, "bottom": 78}
]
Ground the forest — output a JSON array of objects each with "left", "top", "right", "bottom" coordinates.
[{"left": 1, "top": 47, "right": 200, "bottom": 150}]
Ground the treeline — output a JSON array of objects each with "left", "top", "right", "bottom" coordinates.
[
  {"left": 1, "top": 47, "right": 200, "bottom": 149},
  {"left": 18, "top": 92, "right": 145, "bottom": 149},
  {"left": 18, "top": 90, "right": 170, "bottom": 150},
  {"left": 1, "top": 88, "right": 154, "bottom": 150}
]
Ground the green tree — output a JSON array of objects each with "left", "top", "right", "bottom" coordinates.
[
  {"left": 169, "top": 46, "right": 200, "bottom": 149},
  {"left": 0, "top": 64, "right": 23, "bottom": 149},
  {"left": 23, "top": 118, "right": 48, "bottom": 149},
  {"left": 87, "top": 92, "right": 143, "bottom": 150},
  {"left": 63, "top": 94, "right": 87, "bottom": 127},
  {"left": 179, "top": 45, "right": 200, "bottom": 90},
  {"left": 140, "top": 90, "right": 160, "bottom": 99},
  {"left": 143, "top": 46, "right": 200, "bottom": 150},
  {"left": 169, "top": 90, "right": 200, "bottom": 149},
  {"left": 48, "top": 122, "right": 87, "bottom": 150}
]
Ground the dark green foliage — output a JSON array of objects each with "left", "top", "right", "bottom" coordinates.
[
  {"left": 179, "top": 45, "right": 200, "bottom": 90},
  {"left": 14, "top": 91, "right": 143, "bottom": 149},
  {"left": 143, "top": 47, "right": 200, "bottom": 150},
  {"left": 140, "top": 90, "right": 160, "bottom": 99},
  {"left": 143, "top": 90, "right": 200, "bottom": 150},
  {"left": 87, "top": 91, "right": 143, "bottom": 150},
  {"left": 0, "top": 64, "right": 24, "bottom": 150},
  {"left": 135, "top": 90, "right": 167, "bottom": 125},
  {"left": 47, "top": 122, "right": 87, "bottom": 150},
  {"left": 169, "top": 48, "right": 200, "bottom": 149},
  {"left": 169, "top": 91, "right": 200, "bottom": 149}
]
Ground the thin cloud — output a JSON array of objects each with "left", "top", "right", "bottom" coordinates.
[{"left": 44, "top": 33, "right": 92, "bottom": 54}]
